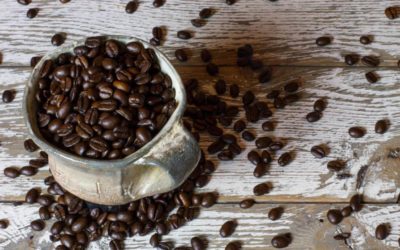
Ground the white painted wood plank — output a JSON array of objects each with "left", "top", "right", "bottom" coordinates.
[
  {"left": 0, "top": 66, "right": 399, "bottom": 202},
  {"left": 1, "top": 0, "right": 400, "bottom": 66},
  {"left": 1, "top": 203, "right": 399, "bottom": 249}
]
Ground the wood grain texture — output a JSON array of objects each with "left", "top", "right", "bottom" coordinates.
[
  {"left": 1, "top": 66, "right": 400, "bottom": 203},
  {"left": 1, "top": 0, "right": 400, "bottom": 67},
  {"left": 1, "top": 203, "right": 399, "bottom": 250}
]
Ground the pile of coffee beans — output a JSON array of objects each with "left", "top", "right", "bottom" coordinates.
[{"left": 34, "top": 37, "right": 177, "bottom": 160}]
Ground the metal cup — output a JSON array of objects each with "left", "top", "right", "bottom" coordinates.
[{"left": 22, "top": 36, "right": 200, "bottom": 205}]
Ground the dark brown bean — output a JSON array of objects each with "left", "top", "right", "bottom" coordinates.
[
  {"left": 361, "top": 56, "right": 380, "bottom": 67},
  {"left": 206, "top": 63, "right": 219, "bottom": 76},
  {"left": 242, "top": 131, "right": 255, "bottom": 141},
  {"left": 126, "top": 0, "right": 138, "bottom": 13},
  {"left": 310, "top": 145, "right": 326, "bottom": 158},
  {"left": 349, "top": 194, "right": 363, "bottom": 212},
  {"left": 2, "top": 90, "right": 15, "bottom": 103},
  {"left": 268, "top": 207, "right": 283, "bottom": 221},
  {"left": 385, "top": 6, "right": 400, "bottom": 19},
  {"left": 348, "top": 127, "right": 365, "bottom": 138},
  {"left": 201, "top": 193, "right": 216, "bottom": 208},
  {"left": 25, "top": 188, "right": 40, "bottom": 203},
  {"left": 233, "top": 120, "right": 246, "bottom": 133},
  {"left": 334, "top": 233, "right": 351, "bottom": 240},
  {"left": 262, "top": 121, "right": 274, "bottom": 131},
  {"left": 220, "top": 220, "right": 236, "bottom": 237},
  {"left": 375, "top": 224, "right": 389, "bottom": 240},
  {"left": 24, "top": 139, "right": 39, "bottom": 152},
  {"left": 153, "top": 0, "right": 165, "bottom": 8},
  {"left": 17, "top": 0, "right": 31, "bottom": 5},
  {"left": 375, "top": 119, "right": 389, "bottom": 134},
  {"left": 31, "top": 219, "right": 45, "bottom": 231},
  {"left": 344, "top": 54, "right": 359, "bottom": 65},
  {"left": 177, "top": 30, "right": 192, "bottom": 40},
  {"left": 201, "top": 49, "right": 212, "bottom": 63},
  {"left": 255, "top": 137, "right": 272, "bottom": 149},
  {"left": 259, "top": 70, "right": 272, "bottom": 83},
  {"left": 327, "top": 209, "right": 343, "bottom": 224},
  {"left": 240, "top": 199, "right": 255, "bottom": 209},
  {"left": 191, "top": 236, "right": 205, "bottom": 250},
  {"left": 4, "top": 167, "right": 20, "bottom": 178},
  {"left": 271, "top": 234, "right": 291, "bottom": 248},
  {"left": 306, "top": 111, "right": 322, "bottom": 123},
  {"left": 0, "top": 219, "right": 8, "bottom": 229},
  {"left": 39, "top": 206, "right": 51, "bottom": 220},
  {"left": 327, "top": 160, "right": 345, "bottom": 172},
  {"left": 247, "top": 150, "right": 261, "bottom": 165},
  {"left": 313, "top": 99, "right": 326, "bottom": 112},
  {"left": 360, "top": 35, "right": 372, "bottom": 45},
  {"left": 191, "top": 18, "right": 206, "bottom": 28},
  {"left": 27, "top": 8, "right": 38, "bottom": 18},
  {"left": 253, "top": 183, "right": 270, "bottom": 196},
  {"left": 316, "top": 36, "right": 331, "bottom": 46},
  {"left": 341, "top": 206, "right": 353, "bottom": 217},
  {"left": 175, "top": 49, "right": 188, "bottom": 62},
  {"left": 51, "top": 33, "right": 65, "bottom": 46},
  {"left": 278, "top": 152, "right": 292, "bottom": 166},
  {"left": 366, "top": 71, "right": 379, "bottom": 83},
  {"left": 20, "top": 166, "right": 38, "bottom": 176}
]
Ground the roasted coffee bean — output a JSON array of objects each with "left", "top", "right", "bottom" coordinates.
[
  {"left": 2, "top": 89, "right": 15, "bottom": 103},
  {"left": 25, "top": 188, "right": 40, "bottom": 203},
  {"left": 345, "top": 54, "right": 359, "bottom": 65},
  {"left": 259, "top": 69, "right": 272, "bottom": 83},
  {"left": 242, "top": 130, "right": 255, "bottom": 141},
  {"left": 150, "top": 233, "right": 161, "bottom": 247},
  {"left": 220, "top": 220, "right": 236, "bottom": 237},
  {"left": 333, "top": 233, "right": 351, "bottom": 240},
  {"left": 27, "top": 8, "right": 38, "bottom": 18},
  {"left": 360, "top": 35, "right": 372, "bottom": 45},
  {"left": 242, "top": 91, "right": 254, "bottom": 106},
  {"left": 255, "top": 137, "right": 272, "bottom": 149},
  {"left": 50, "top": 221, "right": 64, "bottom": 235},
  {"left": 215, "top": 79, "right": 227, "bottom": 95},
  {"left": 177, "top": 30, "right": 192, "bottom": 40},
  {"left": 327, "top": 160, "right": 345, "bottom": 172},
  {"left": 327, "top": 209, "right": 343, "bottom": 224},
  {"left": 366, "top": 71, "right": 379, "bottom": 83},
  {"left": 284, "top": 81, "right": 299, "bottom": 93},
  {"left": 175, "top": 49, "right": 188, "bottom": 62},
  {"left": 199, "top": 8, "right": 213, "bottom": 19},
  {"left": 348, "top": 126, "right": 365, "bottom": 138},
  {"left": 316, "top": 36, "right": 331, "bottom": 46},
  {"left": 30, "top": 56, "right": 42, "bottom": 68},
  {"left": 206, "top": 63, "right": 219, "bottom": 76},
  {"left": 201, "top": 49, "right": 212, "bottom": 63},
  {"left": 226, "top": 0, "right": 236, "bottom": 5},
  {"left": 271, "top": 234, "right": 291, "bottom": 248},
  {"left": 39, "top": 206, "right": 51, "bottom": 220},
  {"left": 126, "top": 0, "right": 138, "bottom": 13},
  {"left": 152, "top": 26, "right": 163, "bottom": 40},
  {"left": 233, "top": 120, "right": 246, "bottom": 133},
  {"left": 71, "top": 217, "right": 89, "bottom": 233},
  {"left": 51, "top": 33, "right": 65, "bottom": 46},
  {"left": 261, "top": 121, "right": 274, "bottom": 131},
  {"left": 261, "top": 150, "right": 272, "bottom": 164},
  {"left": 313, "top": 99, "right": 326, "bottom": 112},
  {"left": 278, "top": 152, "right": 292, "bottom": 166},
  {"left": 247, "top": 150, "right": 261, "bottom": 165},
  {"left": 385, "top": 6, "right": 400, "bottom": 19},
  {"left": 253, "top": 162, "right": 268, "bottom": 178},
  {"left": 267, "top": 90, "right": 280, "bottom": 99},
  {"left": 218, "top": 150, "right": 234, "bottom": 161},
  {"left": 253, "top": 183, "right": 270, "bottom": 196},
  {"left": 306, "top": 111, "right": 322, "bottom": 122},
  {"left": 245, "top": 105, "right": 260, "bottom": 123},
  {"left": 350, "top": 194, "right": 362, "bottom": 212},
  {"left": 0, "top": 219, "right": 8, "bottom": 229},
  {"left": 375, "top": 119, "right": 388, "bottom": 134},
  {"left": 361, "top": 56, "right": 380, "bottom": 67},
  {"left": 191, "top": 236, "right": 205, "bottom": 250},
  {"left": 268, "top": 207, "right": 283, "bottom": 221},
  {"left": 17, "top": 0, "right": 31, "bottom": 5},
  {"left": 191, "top": 18, "right": 206, "bottom": 28},
  {"left": 310, "top": 145, "right": 326, "bottom": 158},
  {"left": 201, "top": 193, "right": 216, "bottom": 208},
  {"left": 341, "top": 206, "right": 352, "bottom": 217},
  {"left": 31, "top": 219, "right": 45, "bottom": 231},
  {"left": 37, "top": 194, "right": 54, "bottom": 206},
  {"left": 273, "top": 97, "right": 286, "bottom": 109},
  {"left": 153, "top": 0, "right": 165, "bottom": 8},
  {"left": 375, "top": 224, "right": 389, "bottom": 240},
  {"left": 228, "top": 143, "right": 241, "bottom": 156},
  {"left": 20, "top": 166, "right": 38, "bottom": 176},
  {"left": 207, "top": 139, "right": 226, "bottom": 154},
  {"left": 4, "top": 167, "right": 20, "bottom": 178},
  {"left": 240, "top": 199, "right": 255, "bottom": 209},
  {"left": 24, "top": 139, "right": 39, "bottom": 152},
  {"left": 59, "top": 0, "right": 71, "bottom": 3},
  {"left": 268, "top": 141, "right": 284, "bottom": 151}
]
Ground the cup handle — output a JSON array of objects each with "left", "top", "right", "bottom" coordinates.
[{"left": 121, "top": 121, "right": 201, "bottom": 200}]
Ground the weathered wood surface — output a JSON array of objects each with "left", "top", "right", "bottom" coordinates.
[
  {"left": 1, "top": 66, "right": 400, "bottom": 203},
  {"left": 1, "top": 203, "right": 400, "bottom": 250},
  {"left": 1, "top": 0, "right": 400, "bottom": 67}
]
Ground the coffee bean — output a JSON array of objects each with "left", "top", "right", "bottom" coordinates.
[
  {"left": 206, "top": 63, "right": 219, "bottom": 76},
  {"left": 348, "top": 127, "right": 365, "bottom": 138},
  {"left": 30, "top": 56, "right": 42, "bottom": 67},
  {"left": 220, "top": 220, "right": 236, "bottom": 237},
  {"left": 31, "top": 219, "right": 45, "bottom": 231},
  {"left": 39, "top": 206, "right": 51, "bottom": 220},
  {"left": 126, "top": 0, "right": 138, "bottom": 13},
  {"left": 327, "top": 209, "right": 343, "bottom": 224},
  {"left": 253, "top": 162, "right": 268, "bottom": 178},
  {"left": 310, "top": 145, "right": 326, "bottom": 158},
  {"left": 27, "top": 8, "right": 38, "bottom": 18},
  {"left": 375, "top": 224, "right": 389, "bottom": 240},
  {"left": 228, "top": 85, "right": 240, "bottom": 98},
  {"left": 51, "top": 33, "right": 65, "bottom": 46},
  {"left": 261, "top": 150, "right": 272, "bottom": 164},
  {"left": 199, "top": 8, "right": 213, "bottom": 19},
  {"left": 349, "top": 194, "right": 362, "bottom": 212},
  {"left": 333, "top": 233, "right": 351, "bottom": 240},
  {"left": 242, "top": 91, "right": 255, "bottom": 106},
  {"left": 149, "top": 233, "right": 161, "bottom": 247},
  {"left": 24, "top": 139, "right": 39, "bottom": 152},
  {"left": 375, "top": 119, "right": 388, "bottom": 134},
  {"left": 201, "top": 193, "right": 216, "bottom": 208},
  {"left": 2, "top": 90, "right": 15, "bottom": 103},
  {"left": 253, "top": 183, "right": 270, "bottom": 196},
  {"left": 233, "top": 120, "right": 246, "bottom": 133},
  {"left": 153, "top": 0, "right": 165, "bottom": 7},
  {"left": 20, "top": 166, "right": 38, "bottom": 176},
  {"left": 0, "top": 219, "right": 9, "bottom": 229},
  {"left": 71, "top": 217, "right": 89, "bottom": 233},
  {"left": 261, "top": 121, "right": 274, "bottom": 131},
  {"left": 306, "top": 111, "right": 322, "bottom": 123},
  {"left": 109, "top": 239, "right": 123, "bottom": 250},
  {"left": 239, "top": 199, "right": 255, "bottom": 209},
  {"left": 284, "top": 81, "right": 299, "bottom": 93},
  {"left": 191, "top": 18, "right": 206, "bottom": 28},
  {"left": 361, "top": 56, "right": 380, "bottom": 67},
  {"left": 273, "top": 97, "right": 286, "bottom": 109},
  {"left": 255, "top": 137, "right": 272, "bottom": 149},
  {"left": 278, "top": 152, "right": 292, "bottom": 166},
  {"left": 25, "top": 188, "right": 40, "bottom": 203},
  {"left": 259, "top": 69, "right": 272, "bottom": 83},
  {"left": 366, "top": 71, "right": 379, "bottom": 83},
  {"left": 201, "top": 49, "right": 212, "bottom": 63},
  {"left": 316, "top": 36, "right": 331, "bottom": 46},
  {"left": 59, "top": 0, "right": 71, "bottom": 3},
  {"left": 37, "top": 194, "right": 54, "bottom": 206},
  {"left": 4, "top": 167, "right": 20, "bottom": 178},
  {"left": 341, "top": 206, "right": 352, "bottom": 217},
  {"left": 344, "top": 54, "right": 359, "bottom": 65},
  {"left": 385, "top": 6, "right": 400, "bottom": 19},
  {"left": 17, "top": 0, "right": 31, "bottom": 5},
  {"left": 360, "top": 35, "right": 372, "bottom": 45},
  {"left": 191, "top": 237, "right": 205, "bottom": 250},
  {"left": 215, "top": 79, "right": 227, "bottom": 95},
  {"left": 218, "top": 150, "right": 234, "bottom": 161},
  {"left": 271, "top": 234, "right": 291, "bottom": 248},
  {"left": 268, "top": 207, "right": 283, "bottom": 220},
  {"left": 267, "top": 90, "right": 280, "bottom": 99},
  {"left": 327, "top": 160, "right": 345, "bottom": 172},
  {"left": 177, "top": 30, "right": 192, "bottom": 40},
  {"left": 268, "top": 141, "right": 284, "bottom": 151},
  {"left": 175, "top": 49, "right": 188, "bottom": 62},
  {"left": 241, "top": 131, "right": 254, "bottom": 142},
  {"left": 226, "top": 0, "right": 236, "bottom": 5},
  {"left": 313, "top": 99, "right": 326, "bottom": 112},
  {"left": 247, "top": 150, "right": 261, "bottom": 165}
]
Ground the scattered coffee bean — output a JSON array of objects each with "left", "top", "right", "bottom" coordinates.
[
  {"left": 31, "top": 219, "right": 45, "bottom": 231},
  {"left": 30, "top": 56, "right": 42, "bottom": 67},
  {"left": 191, "top": 236, "right": 205, "bottom": 250},
  {"left": 310, "top": 145, "right": 326, "bottom": 159},
  {"left": 253, "top": 162, "right": 268, "bottom": 178},
  {"left": 267, "top": 90, "right": 280, "bottom": 99},
  {"left": 255, "top": 137, "right": 272, "bottom": 149},
  {"left": 386, "top": 6, "right": 400, "bottom": 19},
  {"left": 247, "top": 150, "right": 261, "bottom": 165},
  {"left": 4, "top": 167, "right": 20, "bottom": 178},
  {"left": 306, "top": 111, "right": 322, "bottom": 123},
  {"left": 25, "top": 188, "right": 40, "bottom": 203},
  {"left": 327, "top": 160, "right": 345, "bottom": 172},
  {"left": 201, "top": 49, "right": 212, "bottom": 63},
  {"left": 233, "top": 120, "right": 246, "bottom": 133},
  {"left": 126, "top": 0, "right": 138, "bottom": 13},
  {"left": 226, "top": 0, "right": 236, "bottom": 5},
  {"left": 327, "top": 209, "right": 343, "bottom": 224},
  {"left": 349, "top": 194, "right": 362, "bottom": 212},
  {"left": 240, "top": 199, "right": 255, "bottom": 209},
  {"left": 175, "top": 49, "right": 188, "bottom": 62},
  {"left": 150, "top": 233, "right": 161, "bottom": 247},
  {"left": 361, "top": 56, "right": 380, "bottom": 67},
  {"left": 2, "top": 90, "right": 15, "bottom": 103},
  {"left": 39, "top": 206, "right": 51, "bottom": 220},
  {"left": 220, "top": 220, "right": 236, "bottom": 237},
  {"left": 341, "top": 206, "right": 352, "bottom": 217},
  {"left": 24, "top": 139, "right": 39, "bottom": 152},
  {"left": 59, "top": 0, "right": 71, "bottom": 3},
  {"left": 177, "top": 30, "right": 192, "bottom": 40},
  {"left": 271, "top": 234, "right": 291, "bottom": 248},
  {"left": 259, "top": 69, "right": 272, "bottom": 83},
  {"left": 348, "top": 127, "right": 365, "bottom": 138},
  {"left": 268, "top": 207, "right": 283, "bottom": 221},
  {"left": 215, "top": 79, "right": 227, "bottom": 95},
  {"left": 51, "top": 33, "right": 65, "bottom": 46},
  {"left": 261, "top": 121, "right": 274, "bottom": 131},
  {"left": 273, "top": 97, "right": 286, "bottom": 109},
  {"left": 344, "top": 54, "right": 359, "bottom": 65},
  {"left": 17, "top": 0, "right": 31, "bottom": 5},
  {"left": 199, "top": 8, "right": 213, "bottom": 19},
  {"left": 261, "top": 150, "right": 272, "bottom": 164},
  {"left": 268, "top": 141, "right": 284, "bottom": 151},
  {"left": 242, "top": 131, "right": 255, "bottom": 141},
  {"left": 316, "top": 36, "right": 331, "bottom": 46},
  {"left": 375, "top": 224, "right": 389, "bottom": 240},
  {"left": 29, "top": 158, "right": 48, "bottom": 168},
  {"left": 201, "top": 193, "right": 216, "bottom": 208},
  {"left": 313, "top": 99, "right": 326, "bottom": 112},
  {"left": 153, "top": 0, "right": 165, "bottom": 8},
  {"left": 191, "top": 18, "right": 206, "bottom": 28},
  {"left": 206, "top": 63, "right": 219, "bottom": 76},
  {"left": 284, "top": 81, "right": 299, "bottom": 93},
  {"left": 360, "top": 35, "right": 372, "bottom": 45},
  {"left": 27, "top": 8, "right": 38, "bottom": 19},
  {"left": 253, "top": 183, "right": 270, "bottom": 196},
  {"left": 278, "top": 152, "right": 292, "bottom": 166},
  {"left": 0, "top": 219, "right": 8, "bottom": 229},
  {"left": 365, "top": 71, "right": 379, "bottom": 83},
  {"left": 375, "top": 119, "right": 388, "bottom": 134},
  {"left": 20, "top": 166, "right": 38, "bottom": 176},
  {"left": 333, "top": 233, "right": 351, "bottom": 240},
  {"left": 225, "top": 241, "right": 240, "bottom": 250}
]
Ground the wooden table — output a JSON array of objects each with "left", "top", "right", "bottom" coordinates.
[{"left": 1, "top": 0, "right": 400, "bottom": 249}]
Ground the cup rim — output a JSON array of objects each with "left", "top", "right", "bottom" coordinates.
[{"left": 22, "top": 35, "right": 186, "bottom": 169}]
